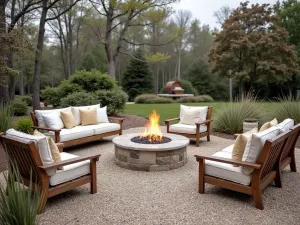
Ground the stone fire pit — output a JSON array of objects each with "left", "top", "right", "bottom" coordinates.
[{"left": 113, "top": 133, "right": 189, "bottom": 171}]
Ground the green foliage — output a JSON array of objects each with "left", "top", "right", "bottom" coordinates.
[
  {"left": 0, "top": 164, "right": 40, "bottom": 225},
  {"left": 94, "top": 88, "right": 128, "bottom": 114},
  {"left": 70, "top": 69, "right": 116, "bottom": 92},
  {"left": 175, "top": 95, "right": 214, "bottom": 103},
  {"left": 274, "top": 100, "right": 300, "bottom": 124},
  {"left": 144, "top": 97, "right": 173, "bottom": 104},
  {"left": 183, "top": 59, "right": 228, "bottom": 100},
  {"left": 20, "top": 96, "right": 33, "bottom": 106},
  {"left": 41, "top": 86, "right": 61, "bottom": 107},
  {"left": 134, "top": 94, "right": 160, "bottom": 104},
  {"left": 213, "top": 101, "right": 264, "bottom": 134},
  {"left": 175, "top": 79, "right": 198, "bottom": 96},
  {"left": 10, "top": 100, "right": 28, "bottom": 116},
  {"left": 122, "top": 49, "right": 153, "bottom": 101},
  {"left": 14, "top": 118, "right": 34, "bottom": 134},
  {"left": 80, "top": 48, "right": 107, "bottom": 73},
  {"left": 0, "top": 104, "right": 13, "bottom": 133},
  {"left": 201, "top": 95, "right": 214, "bottom": 102},
  {"left": 60, "top": 92, "right": 98, "bottom": 107}
]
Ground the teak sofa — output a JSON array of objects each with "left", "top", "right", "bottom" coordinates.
[
  {"left": 195, "top": 119, "right": 299, "bottom": 210},
  {"left": 165, "top": 106, "right": 212, "bottom": 147},
  {"left": 0, "top": 132, "right": 100, "bottom": 214},
  {"left": 31, "top": 105, "right": 124, "bottom": 148}
]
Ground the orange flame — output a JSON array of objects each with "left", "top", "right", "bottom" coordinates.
[{"left": 140, "top": 110, "right": 162, "bottom": 141}]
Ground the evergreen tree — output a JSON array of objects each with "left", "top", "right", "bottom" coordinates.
[{"left": 122, "top": 49, "right": 153, "bottom": 101}]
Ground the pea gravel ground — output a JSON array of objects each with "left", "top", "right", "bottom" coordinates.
[{"left": 27, "top": 127, "right": 300, "bottom": 225}]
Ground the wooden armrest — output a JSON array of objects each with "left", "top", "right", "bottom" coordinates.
[
  {"left": 195, "top": 119, "right": 212, "bottom": 125},
  {"left": 32, "top": 126, "right": 61, "bottom": 133},
  {"left": 164, "top": 118, "right": 180, "bottom": 124},
  {"left": 108, "top": 117, "right": 124, "bottom": 122},
  {"left": 55, "top": 143, "right": 64, "bottom": 152},
  {"left": 194, "top": 154, "right": 261, "bottom": 169},
  {"left": 39, "top": 153, "right": 101, "bottom": 171}
]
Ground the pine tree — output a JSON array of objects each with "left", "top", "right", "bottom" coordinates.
[{"left": 122, "top": 49, "right": 153, "bottom": 101}]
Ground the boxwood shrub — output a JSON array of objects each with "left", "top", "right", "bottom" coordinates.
[
  {"left": 10, "top": 100, "right": 28, "bottom": 116},
  {"left": 60, "top": 92, "right": 98, "bottom": 107}
]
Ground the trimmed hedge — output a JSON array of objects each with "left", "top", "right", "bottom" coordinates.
[
  {"left": 134, "top": 94, "right": 158, "bottom": 104},
  {"left": 144, "top": 97, "right": 173, "bottom": 104},
  {"left": 60, "top": 92, "right": 98, "bottom": 107},
  {"left": 10, "top": 100, "right": 27, "bottom": 116}
]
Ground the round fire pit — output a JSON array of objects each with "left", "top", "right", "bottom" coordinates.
[{"left": 113, "top": 133, "right": 189, "bottom": 171}]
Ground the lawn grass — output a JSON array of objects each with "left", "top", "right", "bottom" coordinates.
[{"left": 124, "top": 102, "right": 279, "bottom": 123}]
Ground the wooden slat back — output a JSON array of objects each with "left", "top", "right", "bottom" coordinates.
[
  {"left": 31, "top": 112, "right": 38, "bottom": 126},
  {"left": 258, "top": 130, "right": 291, "bottom": 179},
  {"left": 281, "top": 124, "right": 300, "bottom": 162},
  {"left": 0, "top": 135, "right": 43, "bottom": 183}
]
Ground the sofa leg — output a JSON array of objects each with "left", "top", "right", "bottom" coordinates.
[
  {"left": 90, "top": 159, "right": 97, "bottom": 194},
  {"left": 38, "top": 187, "right": 49, "bottom": 214},
  {"left": 199, "top": 160, "right": 205, "bottom": 194},
  {"left": 196, "top": 138, "right": 200, "bottom": 147},
  {"left": 274, "top": 170, "right": 282, "bottom": 188},
  {"left": 207, "top": 135, "right": 210, "bottom": 142},
  {"left": 252, "top": 189, "right": 264, "bottom": 210},
  {"left": 290, "top": 154, "right": 297, "bottom": 172}
]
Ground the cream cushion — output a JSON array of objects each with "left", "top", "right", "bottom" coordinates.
[
  {"left": 60, "top": 110, "right": 77, "bottom": 129},
  {"left": 97, "top": 107, "right": 109, "bottom": 123},
  {"left": 42, "top": 111, "right": 64, "bottom": 130},
  {"left": 80, "top": 108, "right": 98, "bottom": 126},
  {"left": 6, "top": 129, "right": 55, "bottom": 175},
  {"left": 221, "top": 144, "right": 234, "bottom": 153},
  {"left": 259, "top": 122, "right": 270, "bottom": 132},
  {"left": 179, "top": 105, "right": 208, "bottom": 125},
  {"left": 35, "top": 107, "right": 71, "bottom": 128},
  {"left": 205, "top": 151, "right": 251, "bottom": 185},
  {"left": 270, "top": 118, "right": 278, "bottom": 127},
  {"left": 93, "top": 123, "right": 120, "bottom": 135},
  {"left": 71, "top": 104, "right": 100, "bottom": 125},
  {"left": 169, "top": 123, "right": 207, "bottom": 134},
  {"left": 242, "top": 126, "right": 280, "bottom": 175},
  {"left": 275, "top": 118, "right": 294, "bottom": 133},
  {"left": 49, "top": 152, "right": 90, "bottom": 186}
]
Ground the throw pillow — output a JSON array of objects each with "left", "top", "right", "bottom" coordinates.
[
  {"left": 42, "top": 111, "right": 64, "bottom": 130},
  {"left": 80, "top": 108, "right": 98, "bottom": 126},
  {"left": 259, "top": 122, "right": 270, "bottom": 132},
  {"left": 231, "top": 128, "right": 258, "bottom": 166},
  {"left": 71, "top": 104, "right": 100, "bottom": 125},
  {"left": 179, "top": 105, "right": 208, "bottom": 125},
  {"left": 60, "top": 110, "right": 77, "bottom": 129},
  {"left": 35, "top": 107, "right": 71, "bottom": 128},
  {"left": 33, "top": 130, "right": 62, "bottom": 169},
  {"left": 269, "top": 118, "right": 278, "bottom": 127},
  {"left": 97, "top": 107, "right": 109, "bottom": 123}
]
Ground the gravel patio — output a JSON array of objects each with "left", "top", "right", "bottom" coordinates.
[{"left": 19, "top": 126, "right": 299, "bottom": 225}]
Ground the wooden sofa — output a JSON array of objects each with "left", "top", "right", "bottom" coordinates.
[
  {"left": 194, "top": 121, "right": 300, "bottom": 210},
  {"left": 0, "top": 133, "right": 100, "bottom": 214},
  {"left": 31, "top": 107, "right": 124, "bottom": 148}
]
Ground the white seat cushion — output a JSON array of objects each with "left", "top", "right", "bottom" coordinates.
[
  {"left": 35, "top": 107, "right": 71, "bottom": 128},
  {"left": 242, "top": 126, "right": 280, "bottom": 175},
  {"left": 49, "top": 152, "right": 90, "bottom": 186},
  {"left": 179, "top": 105, "right": 208, "bottom": 125},
  {"left": 221, "top": 144, "right": 234, "bottom": 154},
  {"left": 275, "top": 118, "right": 294, "bottom": 133},
  {"left": 71, "top": 104, "right": 100, "bottom": 126},
  {"left": 93, "top": 123, "right": 121, "bottom": 135},
  {"left": 205, "top": 151, "right": 251, "bottom": 185},
  {"left": 169, "top": 123, "right": 207, "bottom": 134}
]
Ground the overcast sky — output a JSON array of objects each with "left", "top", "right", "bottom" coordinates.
[{"left": 175, "top": 0, "right": 280, "bottom": 29}]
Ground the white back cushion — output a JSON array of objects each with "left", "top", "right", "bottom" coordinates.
[
  {"left": 35, "top": 107, "right": 71, "bottom": 127},
  {"left": 179, "top": 105, "right": 208, "bottom": 125},
  {"left": 42, "top": 111, "right": 64, "bottom": 129},
  {"left": 6, "top": 129, "right": 54, "bottom": 168},
  {"left": 275, "top": 118, "right": 294, "bottom": 133},
  {"left": 242, "top": 126, "right": 280, "bottom": 175},
  {"left": 71, "top": 104, "right": 100, "bottom": 125},
  {"left": 97, "top": 107, "right": 109, "bottom": 123}
]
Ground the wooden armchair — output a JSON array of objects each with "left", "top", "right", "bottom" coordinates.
[
  {"left": 165, "top": 106, "right": 212, "bottom": 147},
  {"left": 0, "top": 134, "right": 100, "bottom": 214},
  {"left": 195, "top": 129, "right": 292, "bottom": 210}
]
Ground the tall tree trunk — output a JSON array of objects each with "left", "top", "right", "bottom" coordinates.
[
  {"left": 8, "top": 54, "right": 15, "bottom": 100},
  {"left": 108, "top": 58, "right": 116, "bottom": 77},
  {"left": 239, "top": 80, "right": 244, "bottom": 101},
  {"left": 177, "top": 47, "right": 182, "bottom": 79},
  {"left": 19, "top": 55, "right": 24, "bottom": 96},
  {"left": 33, "top": 0, "right": 48, "bottom": 110}
]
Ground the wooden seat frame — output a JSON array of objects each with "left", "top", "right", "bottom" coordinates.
[
  {"left": 0, "top": 135, "right": 100, "bottom": 214},
  {"left": 31, "top": 112, "right": 124, "bottom": 148},
  {"left": 164, "top": 106, "right": 212, "bottom": 147},
  {"left": 195, "top": 128, "right": 297, "bottom": 210}
]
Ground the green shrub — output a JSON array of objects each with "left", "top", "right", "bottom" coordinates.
[
  {"left": 70, "top": 69, "right": 116, "bottom": 92},
  {"left": 134, "top": 94, "right": 158, "bottom": 104},
  {"left": 274, "top": 100, "right": 300, "bottom": 124},
  {"left": 201, "top": 95, "right": 214, "bottom": 102},
  {"left": 176, "top": 79, "right": 198, "bottom": 96},
  {"left": 213, "top": 101, "right": 264, "bottom": 134},
  {"left": 10, "top": 100, "right": 28, "bottom": 116},
  {"left": 20, "top": 96, "right": 33, "bottom": 106},
  {"left": 0, "top": 164, "right": 40, "bottom": 224},
  {"left": 94, "top": 88, "right": 128, "bottom": 114},
  {"left": 41, "top": 86, "right": 61, "bottom": 107},
  {"left": 60, "top": 92, "right": 98, "bottom": 107},
  {"left": 14, "top": 118, "right": 33, "bottom": 134},
  {"left": 176, "top": 96, "right": 204, "bottom": 103},
  {"left": 144, "top": 97, "right": 173, "bottom": 104},
  {"left": 0, "top": 104, "right": 13, "bottom": 133}
]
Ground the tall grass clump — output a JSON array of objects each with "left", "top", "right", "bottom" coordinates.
[
  {"left": 14, "top": 118, "right": 34, "bottom": 134},
  {"left": 0, "top": 163, "right": 40, "bottom": 224},
  {"left": 0, "top": 104, "right": 13, "bottom": 133},
  {"left": 274, "top": 97, "right": 300, "bottom": 124},
  {"left": 213, "top": 99, "right": 264, "bottom": 134}
]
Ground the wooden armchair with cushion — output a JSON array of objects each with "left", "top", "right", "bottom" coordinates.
[
  {"left": 165, "top": 105, "right": 212, "bottom": 147},
  {"left": 195, "top": 127, "right": 293, "bottom": 210},
  {"left": 0, "top": 130, "right": 100, "bottom": 214}
]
